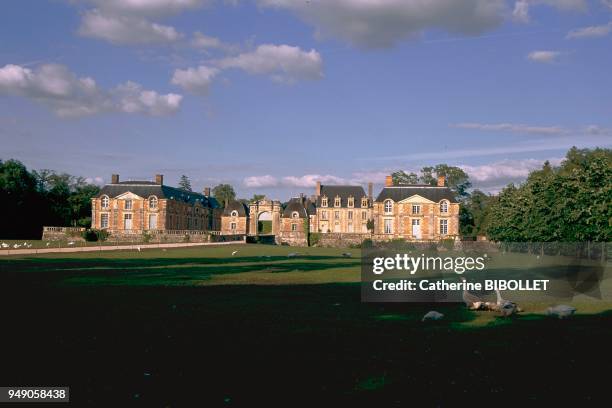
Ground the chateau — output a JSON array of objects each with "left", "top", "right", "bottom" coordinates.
[{"left": 91, "top": 173, "right": 459, "bottom": 245}]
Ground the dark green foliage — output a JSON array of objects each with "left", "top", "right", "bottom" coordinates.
[
  {"left": 82, "top": 229, "right": 109, "bottom": 242},
  {"left": 460, "top": 190, "right": 495, "bottom": 238},
  {"left": 1, "top": 159, "right": 99, "bottom": 238},
  {"left": 178, "top": 175, "right": 192, "bottom": 191},
  {"left": 488, "top": 147, "right": 611, "bottom": 242},
  {"left": 391, "top": 170, "right": 419, "bottom": 185},
  {"left": 212, "top": 183, "right": 236, "bottom": 207}
]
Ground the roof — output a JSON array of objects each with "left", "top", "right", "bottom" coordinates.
[
  {"left": 282, "top": 197, "right": 315, "bottom": 218},
  {"left": 223, "top": 200, "right": 249, "bottom": 216},
  {"left": 375, "top": 186, "right": 458, "bottom": 203},
  {"left": 316, "top": 185, "right": 368, "bottom": 207},
  {"left": 97, "top": 182, "right": 220, "bottom": 208}
]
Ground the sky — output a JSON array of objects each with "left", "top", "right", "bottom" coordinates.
[{"left": 1, "top": 0, "right": 611, "bottom": 200}]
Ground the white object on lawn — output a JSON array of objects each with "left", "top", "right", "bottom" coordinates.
[
  {"left": 461, "top": 277, "right": 484, "bottom": 310},
  {"left": 547, "top": 305, "right": 576, "bottom": 319},
  {"left": 232, "top": 250, "right": 238, "bottom": 256},
  {"left": 422, "top": 311, "right": 444, "bottom": 322}
]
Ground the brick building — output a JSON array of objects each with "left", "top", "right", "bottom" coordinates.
[
  {"left": 313, "top": 182, "right": 373, "bottom": 234},
  {"left": 91, "top": 174, "right": 220, "bottom": 235},
  {"left": 372, "top": 175, "right": 459, "bottom": 240},
  {"left": 220, "top": 200, "right": 249, "bottom": 235}
]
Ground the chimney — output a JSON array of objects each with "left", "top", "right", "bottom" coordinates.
[
  {"left": 300, "top": 192, "right": 305, "bottom": 204},
  {"left": 368, "top": 182, "right": 373, "bottom": 199},
  {"left": 155, "top": 174, "right": 164, "bottom": 185},
  {"left": 437, "top": 175, "right": 446, "bottom": 187},
  {"left": 204, "top": 187, "right": 210, "bottom": 196},
  {"left": 315, "top": 181, "right": 321, "bottom": 197},
  {"left": 111, "top": 174, "right": 119, "bottom": 184},
  {"left": 385, "top": 175, "right": 393, "bottom": 187}
]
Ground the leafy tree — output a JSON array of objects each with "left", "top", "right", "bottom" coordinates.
[
  {"left": 459, "top": 190, "right": 495, "bottom": 238},
  {"left": 249, "top": 194, "right": 265, "bottom": 203},
  {"left": 213, "top": 184, "right": 236, "bottom": 207},
  {"left": 391, "top": 170, "right": 419, "bottom": 185},
  {"left": 178, "top": 175, "right": 192, "bottom": 191},
  {"left": 423, "top": 164, "right": 472, "bottom": 199}
]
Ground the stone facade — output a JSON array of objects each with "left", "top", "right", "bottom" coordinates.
[
  {"left": 372, "top": 175, "right": 460, "bottom": 241},
  {"left": 314, "top": 183, "right": 373, "bottom": 234},
  {"left": 277, "top": 196, "right": 315, "bottom": 246},
  {"left": 220, "top": 201, "right": 249, "bottom": 235},
  {"left": 91, "top": 174, "right": 220, "bottom": 239}
]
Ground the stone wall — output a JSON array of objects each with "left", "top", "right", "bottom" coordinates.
[
  {"left": 42, "top": 226, "right": 86, "bottom": 242},
  {"left": 315, "top": 233, "right": 370, "bottom": 248}
]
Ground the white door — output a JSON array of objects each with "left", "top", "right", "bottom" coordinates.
[
  {"left": 149, "top": 214, "right": 157, "bottom": 230},
  {"left": 412, "top": 219, "right": 421, "bottom": 239},
  {"left": 124, "top": 213, "right": 132, "bottom": 230}
]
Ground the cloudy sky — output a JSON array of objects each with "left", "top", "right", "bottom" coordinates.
[{"left": 1, "top": 0, "right": 611, "bottom": 199}]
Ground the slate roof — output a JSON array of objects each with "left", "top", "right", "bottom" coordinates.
[
  {"left": 315, "top": 185, "right": 368, "bottom": 207},
  {"left": 375, "top": 186, "right": 457, "bottom": 203},
  {"left": 97, "top": 182, "right": 220, "bottom": 208},
  {"left": 282, "top": 197, "right": 316, "bottom": 218},
  {"left": 223, "top": 200, "right": 249, "bottom": 216}
]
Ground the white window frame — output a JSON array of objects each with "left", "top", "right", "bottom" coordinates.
[
  {"left": 321, "top": 210, "right": 328, "bottom": 220},
  {"left": 440, "top": 200, "right": 449, "bottom": 213},
  {"left": 230, "top": 222, "right": 237, "bottom": 231},
  {"left": 384, "top": 200, "right": 393, "bottom": 214},
  {"left": 321, "top": 196, "right": 328, "bottom": 207},
  {"left": 101, "top": 195, "right": 109, "bottom": 209},
  {"left": 361, "top": 211, "right": 367, "bottom": 220},
  {"left": 100, "top": 213, "right": 109, "bottom": 229},
  {"left": 149, "top": 196, "right": 158, "bottom": 209},
  {"left": 334, "top": 211, "right": 340, "bottom": 220},
  {"left": 149, "top": 213, "right": 157, "bottom": 230},
  {"left": 231, "top": 210, "right": 238, "bottom": 217},
  {"left": 348, "top": 210, "right": 353, "bottom": 220},
  {"left": 384, "top": 218, "right": 393, "bottom": 234},
  {"left": 412, "top": 204, "right": 420, "bottom": 214},
  {"left": 291, "top": 223, "right": 297, "bottom": 231},
  {"left": 292, "top": 211, "right": 299, "bottom": 219},
  {"left": 347, "top": 197, "right": 354, "bottom": 208},
  {"left": 124, "top": 199, "right": 132, "bottom": 210},
  {"left": 124, "top": 213, "right": 133, "bottom": 230},
  {"left": 361, "top": 198, "right": 368, "bottom": 208},
  {"left": 334, "top": 196, "right": 341, "bottom": 207},
  {"left": 440, "top": 219, "right": 448, "bottom": 235}
]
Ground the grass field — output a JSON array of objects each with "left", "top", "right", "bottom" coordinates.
[{"left": 1, "top": 244, "right": 611, "bottom": 405}]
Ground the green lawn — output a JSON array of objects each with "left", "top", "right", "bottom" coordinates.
[{"left": 1, "top": 244, "right": 611, "bottom": 404}]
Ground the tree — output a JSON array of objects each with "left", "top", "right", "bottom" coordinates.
[
  {"left": 391, "top": 170, "right": 419, "bottom": 185},
  {"left": 178, "top": 175, "right": 192, "bottom": 191},
  {"left": 249, "top": 194, "right": 265, "bottom": 203},
  {"left": 459, "top": 190, "right": 495, "bottom": 238},
  {"left": 212, "top": 184, "right": 236, "bottom": 207},
  {"left": 423, "top": 164, "right": 472, "bottom": 199}
]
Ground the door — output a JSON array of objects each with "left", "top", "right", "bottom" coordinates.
[
  {"left": 149, "top": 214, "right": 157, "bottom": 230},
  {"left": 412, "top": 219, "right": 421, "bottom": 239},
  {"left": 124, "top": 213, "right": 132, "bottom": 230}
]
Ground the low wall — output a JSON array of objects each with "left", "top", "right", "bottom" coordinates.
[
  {"left": 315, "top": 233, "right": 370, "bottom": 248},
  {"left": 42, "top": 226, "right": 86, "bottom": 242}
]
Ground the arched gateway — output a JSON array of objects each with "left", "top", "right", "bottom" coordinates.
[{"left": 248, "top": 199, "right": 282, "bottom": 236}]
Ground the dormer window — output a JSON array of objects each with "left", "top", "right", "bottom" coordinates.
[
  {"left": 361, "top": 198, "right": 368, "bottom": 207},
  {"left": 292, "top": 211, "right": 299, "bottom": 219},
  {"left": 231, "top": 210, "right": 238, "bottom": 217},
  {"left": 321, "top": 196, "right": 328, "bottom": 207},
  {"left": 412, "top": 204, "right": 420, "bottom": 215},
  {"left": 384, "top": 199, "right": 393, "bottom": 214},
  {"left": 440, "top": 200, "right": 449, "bottom": 213},
  {"left": 125, "top": 199, "right": 132, "bottom": 210},
  {"left": 334, "top": 196, "right": 341, "bottom": 207},
  {"left": 347, "top": 197, "right": 354, "bottom": 207},
  {"left": 149, "top": 196, "right": 158, "bottom": 209},
  {"left": 101, "top": 195, "right": 109, "bottom": 209}
]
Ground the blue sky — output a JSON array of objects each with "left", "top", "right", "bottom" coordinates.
[{"left": 1, "top": 0, "right": 611, "bottom": 200}]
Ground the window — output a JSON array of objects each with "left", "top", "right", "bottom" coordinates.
[
  {"left": 321, "top": 210, "right": 328, "bottom": 220},
  {"left": 362, "top": 223, "right": 367, "bottom": 233},
  {"left": 334, "top": 222, "right": 340, "bottom": 232},
  {"left": 334, "top": 211, "right": 340, "bottom": 220},
  {"left": 231, "top": 210, "right": 238, "bottom": 217},
  {"left": 348, "top": 210, "right": 353, "bottom": 220},
  {"left": 348, "top": 223, "right": 353, "bottom": 232},
  {"left": 384, "top": 200, "right": 393, "bottom": 214},
  {"left": 101, "top": 195, "right": 109, "bottom": 209},
  {"left": 361, "top": 198, "right": 368, "bottom": 207},
  {"left": 440, "top": 200, "right": 449, "bottom": 213},
  {"left": 348, "top": 197, "right": 354, "bottom": 207},
  {"left": 231, "top": 222, "right": 237, "bottom": 231},
  {"left": 291, "top": 223, "right": 297, "bottom": 231},
  {"left": 440, "top": 219, "right": 448, "bottom": 235},
  {"left": 384, "top": 219, "right": 393, "bottom": 234},
  {"left": 321, "top": 196, "right": 328, "bottom": 207},
  {"left": 361, "top": 211, "right": 367, "bottom": 220},
  {"left": 149, "top": 196, "right": 158, "bottom": 209},
  {"left": 125, "top": 199, "right": 132, "bottom": 210},
  {"left": 334, "top": 196, "right": 341, "bottom": 207},
  {"left": 292, "top": 211, "right": 299, "bottom": 219},
  {"left": 124, "top": 213, "right": 132, "bottom": 230},
  {"left": 149, "top": 214, "right": 157, "bottom": 230},
  {"left": 412, "top": 204, "right": 420, "bottom": 214},
  {"left": 100, "top": 213, "right": 109, "bottom": 229}
]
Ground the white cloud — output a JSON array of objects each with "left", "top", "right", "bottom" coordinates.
[
  {"left": 513, "top": 0, "right": 530, "bottom": 22},
  {"left": 453, "top": 122, "right": 567, "bottom": 135},
  {"left": 79, "top": 9, "right": 182, "bottom": 45},
  {"left": 603, "top": 0, "right": 612, "bottom": 10},
  {"left": 281, "top": 174, "right": 346, "bottom": 188},
  {"left": 0, "top": 63, "right": 182, "bottom": 117},
  {"left": 191, "top": 31, "right": 237, "bottom": 52},
  {"left": 217, "top": 44, "right": 323, "bottom": 82},
  {"left": 259, "top": 0, "right": 506, "bottom": 49},
  {"left": 171, "top": 66, "right": 219, "bottom": 94},
  {"left": 113, "top": 81, "right": 182, "bottom": 115},
  {"left": 243, "top": 175, "right": 279, "bottom": 188},
  {"left": 527, "top": 50, "right": 562, "bottom": 63},
  {"left": 85, "top": 176, "right": 105, "bottom": 185},
  {"left": 566, "top": 22, "right": 612, "bottom": 39}
]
